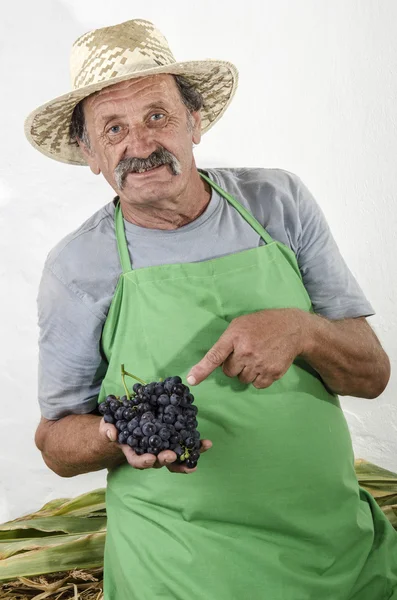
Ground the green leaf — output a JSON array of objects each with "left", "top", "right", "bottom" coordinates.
[
  {"left": 0, "top": 532, "right": 105, "bottom": 581},
  {"left": 0, "top": 516, "right": 106, "bottom": 539}
]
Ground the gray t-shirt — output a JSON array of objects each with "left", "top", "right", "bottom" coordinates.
[{"left": 37, "top": 167, "right": 374, "bottom": 420}]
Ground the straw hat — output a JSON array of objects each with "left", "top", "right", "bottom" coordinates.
[{"left": 24, "top": 19, "right": 238, "bottom": 166}]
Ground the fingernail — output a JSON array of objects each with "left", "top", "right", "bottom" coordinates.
[
  {"left": 145, "top": 460, "right": 154, "bottom": 466},
  {"left": 187, "top": 375, "right": 196, "bottom": 385},
  {"left": 106, "top": 431, "right": 114, "bottom": 441}
]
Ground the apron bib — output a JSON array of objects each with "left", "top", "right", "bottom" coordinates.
[{"left": 99, "top": 173, "right": 397, "bottom": 600}]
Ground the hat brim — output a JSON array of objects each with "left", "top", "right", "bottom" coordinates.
[{"left": 24, "top": 59, "right": 238, "bottom": 166}]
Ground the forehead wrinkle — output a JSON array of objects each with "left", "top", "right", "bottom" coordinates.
[{"left": 86, "top": 74, "right": 179, "bottom": 114}]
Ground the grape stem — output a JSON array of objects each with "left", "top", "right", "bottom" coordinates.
[{"left": 120, "top": 365, "right": 147, "bottom": 401}]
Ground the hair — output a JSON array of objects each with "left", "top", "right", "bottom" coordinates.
[{"left": 69, "top": 74, "right": 204, "bottom": 147}]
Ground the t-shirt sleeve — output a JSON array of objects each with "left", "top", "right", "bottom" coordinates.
[
  {"left": 37, "top": 265, "right": 108, "bottom": 420},
  {"left": 294, "top": 177, "right": 375, "bottom": 320}
]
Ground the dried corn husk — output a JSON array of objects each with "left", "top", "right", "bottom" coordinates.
[{"left": 0, "top": 491, "right": 106, "bottom": 583}]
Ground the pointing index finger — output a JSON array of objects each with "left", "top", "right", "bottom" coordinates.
[{"left": 187, "top": 333, "right": 233, "bottom": 385}]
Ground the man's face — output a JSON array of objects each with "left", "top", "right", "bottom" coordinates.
[{"left": 80, "top": 75, "right": 202, "bottom": 205}]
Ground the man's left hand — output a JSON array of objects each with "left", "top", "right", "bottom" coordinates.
[{"left": 187, "top": 308, "right": 307, "bottom": 389}]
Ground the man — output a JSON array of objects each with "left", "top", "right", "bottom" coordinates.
[{"left": 26, "top": 18, "right": 397, "bottom": 600}]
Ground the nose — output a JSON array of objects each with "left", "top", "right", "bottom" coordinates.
[{"left": 122, "top": 123, "right": 156, "bottom": 159}]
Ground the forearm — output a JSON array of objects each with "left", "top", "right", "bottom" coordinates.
[
  {"left": 36, "top": 414, "right": 125, "bottom": 477},
  {"left": 299, "top": 312, "right": 390, "bottom": 398}
]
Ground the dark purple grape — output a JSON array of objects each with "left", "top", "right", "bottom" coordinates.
[
  {"left": 135, "top": 448, "right": 144, "bottom": 456},
  {"left": 118, "top": 430, "right": 129, "bottom": 444},
  {"left": 133, "top": 427, "right": 143, "bottom": 437},
  {"left": 123, "top": 408, "right": 135, "bottom": 421},
  {"left": 194, "top": 440, "right": 201, "bottom": 450},
  {"left": 140, "top": 436, "right": 149, "bottom": 449},
  {"left": 158, "top": 394, "right": 170, "bottom": 406},
  {"left": 176, "top": 414, "right": 186, "bottom": 423},
  {"left": 114, "top": 407, "right": 125, "bottom": 421},
  {"left": 170, "top": 434, "right": 181, "bottom": 445},
  {"left": 185, "top": 405, "right": 198, "bottom": 417},
  {"left": 145, "top": 383, "right": 155, "bottom": 395},
  {"left": 185, "top": 458, "right": 197, "bottom": 469},
  {"left": 184, "top": 393, "right": 194, "bottom": 404},
  {"left": 159, "top": 427, "right": 171, "bottom": 440},
  {"left": 149, "top": 435, "right": 162, "bottom": 447},
  {"left": 170, "top": 394, "right": 180, "bottom": 406},
  {"left": 98, "top": 402, "right": 110, "bottom": 415},
  {"left": 164, "top": 380, "right": 174, "bottom": 394},
  {"left": 127, "top": 417, "right": 140, "bottom": 432},
  {"left": 185, "top": 437, "right": 195, "bottom": 449},
  {"left": 142, "top": 422, "right": 156, "bottom": 436},
  {"left": 141, "top": 411, "right": 155, "bottom": 422},
  {"left": 164, "top": 405, "right": 176, "bottom": 416},
  {"left": 133, "top": 383, "right": 142, "bottom": 394},
  {"left": 185, "top": 419, "right": 198, "bottom": 431},
  {"left": 109, "top": 399, "right": 121, "bottom": 413},
  {"left": 161, "top": 440, "right": 170, "bottom": 449},
  {"left": 172, "top": 384, "right": 185, "bottom": 396},
  {"left": 104, "top": 414, "right": 115, "bottom": 424},
  {"left": 193, "top": 430, "right": 200, "bottom": 439},
  {"left": 127, "top": 436, "right": 139, "bottom": 448},
  {"left": 154, "top": 383, "right": 165, "bottom": 396},
  {"left": 163, "top": 414, "right": 175, "bottom": 425},
  {"left": 190, "top": 450, "right": 200, "bottom": 461},
  {"left": 173, "top": 444, "right": 184, "bottom": 458},
  {"left": 147, "top": 447, "right": 161, "bottom": 455},
  {"left": 170, "top": 376, "right": 182, "bottom": 385},
  {"left": 174, "top": 421, "right": 184, "bottom": 431},
  {"left": 115, "top": 420, "right": 128, "bottom": 431},
  {"left": 180, "top": 429, "right": 189, "bottom": 440}
]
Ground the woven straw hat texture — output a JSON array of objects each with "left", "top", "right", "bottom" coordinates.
[{"left": 24, "top": 19, "right": 239, "bottom": 166}]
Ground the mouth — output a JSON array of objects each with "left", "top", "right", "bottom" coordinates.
[{"left": 128, "top": 164, "right": 168, "bottom": 177}]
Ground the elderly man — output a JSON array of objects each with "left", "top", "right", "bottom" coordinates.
[{"left": 26, "top": 18, "right": 397, "bottom": 600}]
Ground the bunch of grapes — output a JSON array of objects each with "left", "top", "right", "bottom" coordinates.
[{"left": 98, "top": 370, "right": 201, "bottom": 469}]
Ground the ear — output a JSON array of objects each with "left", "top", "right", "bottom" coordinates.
[
  {"left": 77, "top": 140, "right": 101, "bottom": 175},
  {"left": 191, "top": 111, "right": 202, "bottom": 145}
]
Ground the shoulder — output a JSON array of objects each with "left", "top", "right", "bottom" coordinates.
[
  {"left": 206, "top": 167, "right": 303, "bottom": 201},
  {"left": 205, "top": 167, "right": 310, "bottom": 252},
  {"left": 46, "top": 202, "right": 115, "bottom": 269},
  {"left": 42, "top": 201, "right": 120, "bottom": 313}
]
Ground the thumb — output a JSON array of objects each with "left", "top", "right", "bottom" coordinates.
[
  {"left": 187, "top": 333, "right": 233, "bottom": 386},
  {"left": 100, "top": 419, "right": 117, "bottom": 442}
]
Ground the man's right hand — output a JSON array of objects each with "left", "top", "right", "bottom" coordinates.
[{"left": 99, "top": 418, "right": 212, "bottom": 474}]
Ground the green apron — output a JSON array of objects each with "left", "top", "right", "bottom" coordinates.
[{"left": 99, "top": 173, "right": 397, "bottom": 600}]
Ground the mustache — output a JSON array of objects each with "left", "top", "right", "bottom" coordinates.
[{"left": 114, "top": 147, "right": 182, "bottom": 189}]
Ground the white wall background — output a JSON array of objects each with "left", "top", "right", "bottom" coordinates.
[{"left": 1, "top": 0, "right": 397, "bottom": 522}]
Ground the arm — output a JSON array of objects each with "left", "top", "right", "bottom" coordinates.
[
  {"left": 35, "top": 415, "right": 125, "bottom": 477},
  {"left": 36, "top": 264, "right": 212, "bottom": 477},
  {"left": 35, "top": 415, "right": 213, "bottom": 477},
  {"left": 299, "top": 313, "right": 390, "bottom": 398},
  {"left": 186, "top": 309, "right": 390, "bottom": 399}
]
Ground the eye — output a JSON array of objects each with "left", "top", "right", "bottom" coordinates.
[
  {"left": 150, "top": 113, "right": 165, "bottom": 122},
  {"left": 108, "top": 125, "right": 121, "bottom": 135}
]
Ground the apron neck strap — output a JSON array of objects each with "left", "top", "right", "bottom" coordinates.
[
  {"left": 114, "top": 172, "right": 275, "bottom": 274},
  {"left": 115, "top": 200, "right": 132, "bottom": 273},
  {"left": 199, "top": 172, "right": 275, "bottom": 245}
]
